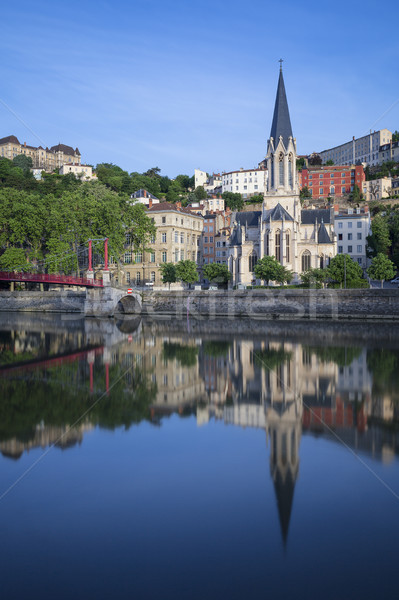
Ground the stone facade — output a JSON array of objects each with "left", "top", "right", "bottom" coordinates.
[{"left": 0, "top": 135, "right": 81, "bottom": 172}]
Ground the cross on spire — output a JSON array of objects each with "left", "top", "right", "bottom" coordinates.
[{"left": 279, "top": 58, "right": 284, "bottom": 72}]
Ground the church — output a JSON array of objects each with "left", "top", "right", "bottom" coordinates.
[{"left": 228, "top": 65, "right": 337, "bottom": 286}]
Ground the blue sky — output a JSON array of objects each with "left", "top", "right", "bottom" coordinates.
[{"left": 1, "top": 0, "right": 398, "bottom": 177}]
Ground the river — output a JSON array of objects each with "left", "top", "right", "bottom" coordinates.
[{"left": 0, "top": 313, "right": 398, "bottom": 599}]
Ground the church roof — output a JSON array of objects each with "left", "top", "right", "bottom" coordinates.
[
  {"left": 265, "top": 203, "right": 294, "bottom": 222},
  {"left": 318, "top": 222, "right": 332, "bottom": 244},
  {"left": 236, "top": 211, "right": 262, "bottom": 227},
  {"left": 301, "top": 209, "right": 331, "bottom": 225},
  {"left": 269, "top": 67, "right": 293, "bottom": 149}
]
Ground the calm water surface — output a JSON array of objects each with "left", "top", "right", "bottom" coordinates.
[{"left": 0, "top": 314, "right": 399, "bottom": 600}]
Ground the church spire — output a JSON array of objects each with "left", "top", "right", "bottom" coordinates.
[{"left": 269, "top": 62, "right": 293, "bottom": 149}]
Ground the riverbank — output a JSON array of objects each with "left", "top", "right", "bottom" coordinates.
[{"left": 1, "top": 288, "right": 399, "bottom": 320}]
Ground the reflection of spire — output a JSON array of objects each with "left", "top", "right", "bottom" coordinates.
[{"left": 273, "top": 469, "right": 296, "bottom": 546}]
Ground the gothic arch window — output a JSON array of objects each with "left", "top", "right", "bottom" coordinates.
[
  {"left": 288, "top": 153, "right": 293, "bottom": 188},
  {"left": 249, "top": 253, "right": 258, "bottom": 272},
  {"left": 286, "top": 231, "right": 290, "bottom": 262},
  {"left": 270, "top": 157, "right": 274, "bottom": 188},
  {"left": 275, "top": 230, "right": 281, "bottom": 262},
  {"left": 301, "top": 250, "right": 311, "bottom": 272},
  {"left": 265, "top": 231, "right": 269, "bottom": 255},
  {"left": 320, "top": 255, "right": 324, "bottom": 269},
  {"left": 279, "top": 153, "right": 284, "bottom": 186}
]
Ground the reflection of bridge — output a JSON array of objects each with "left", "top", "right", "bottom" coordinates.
[{"left": 0, "top": 271, "right": 103, "bottom": 288}]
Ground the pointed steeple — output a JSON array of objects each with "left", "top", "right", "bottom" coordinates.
[{"left": 269, "top": 64, "right": 293, "bottom": 149}]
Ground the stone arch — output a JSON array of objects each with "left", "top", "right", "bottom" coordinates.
[
  {"left": 275, "top": 229, "right": 281, "bottom": 262},
  {"left": 278, "top": 152, "right": 284, "bottom": 186},
  {"left": 116, "top": 294, "right": 141, "bottom": 315},
  {"left": 248, "top": 252, "right": 258, "bottom": 272}
]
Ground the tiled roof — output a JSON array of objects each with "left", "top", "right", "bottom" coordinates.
[
  {"left": 50, "top": 143, "right": 79, "bottom": 156},
  {"left": 318, "top": 222, "right": 332, "bottom": 244},
  {"left": 265, "top": 204, "right": 294, "bottom": 222},
  {"left": 301, "top": 209, "right": 331, "bottom": 225},
  {"left": 148, "top": 202, "right": 203, "bottom": 217},
  {"left": 0, "top": 135, "right": 20, "bottom": 145},
  {"left": 235, "top": 211, "right": 262, "bottom": 227}
]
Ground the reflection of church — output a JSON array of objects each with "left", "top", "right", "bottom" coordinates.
[{"left": 228, "top": 66, "right": 336, "bottom": 286}]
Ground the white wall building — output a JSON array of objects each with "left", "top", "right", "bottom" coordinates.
[
  {"left": 362, "top": 178, "right": 392, "bottom": 202},
  {"left": 194, "top": 169, "right": 207, "bottom": 189},
  {"left": 59, "top": 163, "right": 96, "bottom": 180},
  {"left": 221, "top": 167, "right": 266, "bottom": 198},
  {"left": 334, "top": 206, "right": 371, "bottom": 270},
  {"left": 319, "top": 129, "right": 392, "bottom": 167}
]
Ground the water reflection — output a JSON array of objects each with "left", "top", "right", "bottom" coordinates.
[{"left": 1, "top": 315, "right": 399, "bottom": 544}]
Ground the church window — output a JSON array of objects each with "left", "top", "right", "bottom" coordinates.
[
  {"left": 265, "top": 233, "right": 269, "bottom": 255},
  {"left": 249, "top": 253, "right": 258, "bottom": 272},
  {"left": 301, "top": 251, "right": 311, "bottom": 271},
  {"left": 279, "top": 153, "right": 284, "bottom": 186},
  {"left": 320, "top": 255, "right": 324, "bottom": 269},
  {"left": 275, "top": 231, "right": 281, "bottom": 262},
  {"left": 270, "top": 157, "right": 274, "bottom": 188},
  {"left": 286, "top": 232, "right": 290, "bottom": 262},
  {"left": 288, "top": 154, "right": 293, "bottom": 188}
]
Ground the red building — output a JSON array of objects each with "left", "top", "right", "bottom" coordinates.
[{"left": 299, "top": 165, "right": 365, "bottom": 199}]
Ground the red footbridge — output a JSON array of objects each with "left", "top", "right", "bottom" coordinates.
[{"left": 0, "top": 271, "right": 103, "bottom": 288}]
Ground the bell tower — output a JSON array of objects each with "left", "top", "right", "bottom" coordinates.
[{"left": 266, "top": 61, "right": 298, "bottom": 197}]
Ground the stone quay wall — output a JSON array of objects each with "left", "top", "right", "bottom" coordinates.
[
  {"left": 0, "top": 290, "right": 86, "bottom": 313},
  {"left": 1, "top": 288, "right": 399, "bottom": 320},
  {"left": 142, "top": 289, "right": 399, "bottom": 321}
]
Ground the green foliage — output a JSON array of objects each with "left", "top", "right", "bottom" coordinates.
[
  {"left": 202, "top": 340, "right": 231, "bottom": 357},
  {"left": 349, "top": 184, "right": 363, "bottom": 202},
  {"left": 301, "top": 268, "right": 328, "bottom": 287},
  {"left": 249, "top": 194, "right": 264, "bottom": 204},
  {"left": 367, "top": 253, "right": 395, "bottom": 285},
  {"left": 159, "top": 263, "right": 177, "bottom": 287},
  {"left": 175, "top": 260, "right": 199, "bottom": 284},
  {"left": 366, "top": 215, "right": 391, "bottom": 257},
  {"left": 392, "top": 131, "right": 399, "bottom": 143},
  {"left": 325, "top": 159, "right": 334, "bottom": 166},
  {"left": 300, "top": 186, "right": 312, "bottom": 200},
  {"left": 0, "top": 248, "right": 31, "bottom": 272},
  {"left": 254, "top": 256, "right": 290, "bottom": 285},
  {"left": 253, "top": 346, "right": 292, "bottom": 370},
  {"left": 222, "top": 191, "right": 244, "bottom": 211},
  {"left": 296, "top": 157, "right": 306, "bottom": 171},
  {"left": 306, "top": 346, "right": 362, "bottom": 367},
  {"left": 327, "top": 254, "right": 364, "bottom": 286},
  {"left": 194, "top": 186, "right": 207, "bottom": 200},
  {"left": 13, "top": 154, "right": 33, "bottom": 173},
  {"left": 162, "top": 342, "right": 198, "bottom": 367},
  {"left": 166, "top": 181, "right": 183, "bottom": 203},
  {"left": 203, "top": 263, "right": 231, "bottom": 284}
]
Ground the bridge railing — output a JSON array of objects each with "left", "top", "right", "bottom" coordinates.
[{"left": 0, "top": 272, "right": 103, "bottom": 287}]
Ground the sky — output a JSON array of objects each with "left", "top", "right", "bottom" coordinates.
[{"left": 1, "top": 0, "right": 398, "bottom": 178}]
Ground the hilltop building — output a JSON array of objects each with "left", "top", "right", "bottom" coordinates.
[
  {"left": 222, "top": 167, "right": 266, "bottom": 198},
  {"left": 228, "top": 66, "right": 336, "bottom": 286},
  {"left": 318, "top": 129, "right": 392, "bottom": 167},
  {"left": 299, "top": 164, "right": 365, "bottom": 200},
  {"left": 0, "top": 135, "right": 81, "bottom": 172}
]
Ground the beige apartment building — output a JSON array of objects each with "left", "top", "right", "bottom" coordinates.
[
  {"left": 59, "top": 163, "right": 96, "bottom": 180},
  {"left": 0, "top": 135, "right": 81, "bottom": 172},
  {"left": 362, "top": 177, "right": 392, "bottom": 201},
  {"left": 110, "top": 201, "right": 203, "bottom": 287}
]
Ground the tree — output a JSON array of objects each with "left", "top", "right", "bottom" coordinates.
[
  {"left": 326, "top": 159, "right": 334, "bottom": 166},
  {"left": 250, "top": 194, "right": 264, "bottom": 204},
  {"left": 301, "top": 268, "right": 328, "bottom": 288},
  {"left": 13, "top": 155, "right": 33, "bottom": 173},
  {"left": 254, "top": 256, "right": 281, "bottom": 285},
  {"left": 349, "top": 184, "right": 363, "bottom": 203},
  {"left": 274, "top": 265, "right": 293, "bottom": 286},
  {"left": 0, "top": 247, "right": 31, "bottom": 272},
  {"left": 366, "top": 215, "right": 391, "bottom": 257},
  {"left": 203, "top": 263, "right": 232, "bottom": 284},
  {"left": 194, "top": 186, "right": 207, "bottom": 200},
  {"left": 175, "top": 260, "right": 199, "bottom": 285},
  {"left": 296, "top": 157, "right": 306, "bottom": 171},
  {"left": 367, "top": 253, "right": 396, "bottom": 288},
  {"left": 308, "top": 153, "right": 322, "bottom": 166},
  {"left": 159, "top": 263, "right": 176, "bottom": 289},
  {"left": 300, "top": 186, "right": 312, "bottom": 201},
  {"left": 327, "top": 254, "right": 364, "bottom": 287},
  {"left": 392, "top": 130, "right": 399, "bottom": 143},
  {"left": 222, "top": 192, "right": 244, "bottom": 211}
]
